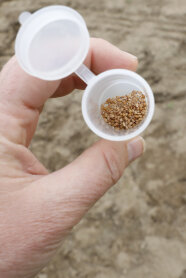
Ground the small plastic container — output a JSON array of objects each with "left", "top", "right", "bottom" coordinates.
[
  {"left": 16, "top": 6, "right": 90, "bottom": 80},
  {"left": 15, "top": 5, "right": 155, "bottom": 141}
]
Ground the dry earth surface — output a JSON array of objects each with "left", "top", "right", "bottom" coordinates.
[{"left": 0, "top": 0, "right": 186, "bottom": 277}]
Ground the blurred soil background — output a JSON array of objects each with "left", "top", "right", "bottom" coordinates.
[{"left": 0, "top": 0, "right": 186, "bottom": 277}]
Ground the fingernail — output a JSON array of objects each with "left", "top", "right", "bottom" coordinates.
[
  {"left": 125, "top": 53, "right": 138, "bottom": 70},
  {"left": 127, "top": 136, "right": 145, "bottom": 163},
  {"left": 128, "top": 53, "right": 138, "bottom": 61}
]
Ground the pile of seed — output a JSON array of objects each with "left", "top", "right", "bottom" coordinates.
[{"left": 100, "top": 90, "right": 147, "bottom": 130}]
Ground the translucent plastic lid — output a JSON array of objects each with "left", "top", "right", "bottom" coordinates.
[{"left": 15, "top": 6, "right": 90, "bottom": 80}]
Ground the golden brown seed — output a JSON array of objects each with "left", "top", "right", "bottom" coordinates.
[{"left": 100, "top": 91, "right": 147, "bottom": 130}]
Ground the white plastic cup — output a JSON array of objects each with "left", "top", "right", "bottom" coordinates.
[
  {"left": 81, "top": 68, "right": 154, "bottom": 141},
  {"left": 15, "top": 5, "right": 155, "bottom": 141}
]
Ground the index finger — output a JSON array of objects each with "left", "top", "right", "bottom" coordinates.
[
  {"left": 0, "top": 38, "right": 138, "bottom": 110},
  {"left": 0, "top": 38, "right": 138, "bottom": 146},
  {"left": 53, "top": 38, "right": 138, "bottom": 97}
]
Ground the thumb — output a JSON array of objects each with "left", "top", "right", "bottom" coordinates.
[
  {"left": 2, "top": 137, "right": 144, "bottom": 278},
  {"left": 24, "top": 136, "right": 145, "bottom": 234}
]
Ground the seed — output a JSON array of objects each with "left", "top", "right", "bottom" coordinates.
[{"left": 100, "top": 91, "right": 147, "bottom": 130}]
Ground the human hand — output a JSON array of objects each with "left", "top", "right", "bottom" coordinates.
[{"left": 0, "top": 38, "right": 144, "bottom": 278}]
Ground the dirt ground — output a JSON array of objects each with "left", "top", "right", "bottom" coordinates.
[{"left": 1, "top": 0, "right": 186, "bottom": 277}]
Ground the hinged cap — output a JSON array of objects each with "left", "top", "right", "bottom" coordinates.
[{"left": 15, "top": 6, "right": 90, "bottom": 80}]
